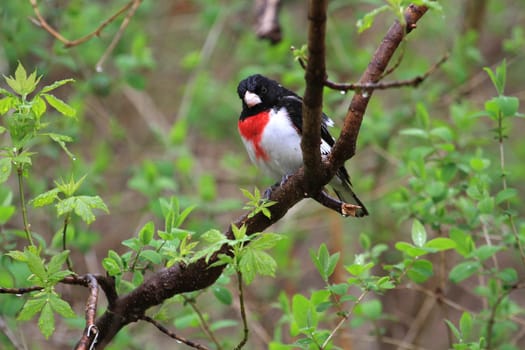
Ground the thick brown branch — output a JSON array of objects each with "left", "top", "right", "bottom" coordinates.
[
  {"left": 301, "top": 0, "right": 328, "bottom": 196},
  {"left": 74, "top": 275, "right": 100, "bottom": 350}
]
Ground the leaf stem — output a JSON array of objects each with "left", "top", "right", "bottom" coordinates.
[
  {"left": 17, "top": 163, "right": 34, "bottom": 246},
  {"left": 62, "top": 214, "right": 73, "bottom": 270},
  {"left": 234, "top": 270, "right": 249, "bottom": 350}
]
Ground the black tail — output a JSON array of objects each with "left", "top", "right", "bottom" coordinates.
[{"left": 331, "top": 168, "right": 369, "bottom": 217}]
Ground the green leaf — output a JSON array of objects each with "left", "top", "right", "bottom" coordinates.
[
  {"left": 395, "top": 242, "right": 429, "bottom": 258},
  {"left": 459, "top": 312, "right": 472, "bottom": 340},
  {"left": 46, "top": 133, "right": 75, "bottom": 159},
  {"left": 444, "top": 319, "right": 461, "bottom": 342},
  {"left": 49, "top": 294, "right": 76, "bottom": 318},
  {"left": 497, "top": 268, "right": 518, "bottom": 285},
  {"left": 483, "top": 59, "right": 506, "bottom": 95},
  {"left": 239, "top": 247, "right": 277, "bottom": 285},
  {"left": 250, "top": 233, "right": 283, "bottom": 250},
  {"left": 31, "top": 96, "right": 47, "bottom": 118},
  {"left": 358, "top": 299, "right": 382, "bottom": 320},
  {"left": 411, "top": 219, "right": 427, "bottom": 247},
  {"left": 449, "top": 260, "right": 481, "bottom": 283},
  {"left": 38, "top": 303, "right": 55, "bottom": 339},
  {"left": 17, "top": 297, "right": 47, "bottom": 321},
  {"left": 138, "top": 221, "right": 155, "bottom": 245},
  {"left": 0, "top": 157, "right": 12, "bottom": 184},
  {"left": 102, "top": 257, "right": 121, "bottom": 276},
  {"left": 399, "top": 128, "right": 429, "bottom": 139},
  {"left": 47, "top": 250, "right": 70, "bottom": 276},
  {"left": 42, "top": 93, "right": 76, "bottom": 117},
  {"left": 424, "top": 237, "right": 456, "bottom": 251},
  {"left": 40, "top": 78, "right": 75, "bottom": 94},
  {"left": 495, "top": 188, "right": 517, "bottom": 204},
  {"left": 356, "top": 5, "right": 389, "bottom": 33},
  {"left": 31, "top": 188, "right": 60, "bottom": 207},
  {"left": 212, "top": 285, "right": 233, "bottom": 305},
  {"left": 407, "top": 259, "right": 433, "bottom": 283},
  {"left": 292, "top": 294, "right": 317, "bottom": 331},
  {"left": 469, "top": 245, "right": 503, "bottom": 262},
  {"left": 0, "top": 96, "right": 17, "bottom": 114},
  {"left": 25, "top": 249, "right": 47, "bottom": 284},
  {"left": 140, "top": 250, "right": 162, "bottom": 264}
]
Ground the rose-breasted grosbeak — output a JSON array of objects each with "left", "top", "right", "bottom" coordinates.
[{"left": 237, "top": 74, "right": 368, "bottom": 217}]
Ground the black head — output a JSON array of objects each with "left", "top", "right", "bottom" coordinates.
[{"left": 237, "top": 74, "right": 282, "bottom": 111}]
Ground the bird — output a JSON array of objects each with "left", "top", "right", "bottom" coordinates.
[{"left": 236, "top": 74, "right": 368, "bottom": 217}]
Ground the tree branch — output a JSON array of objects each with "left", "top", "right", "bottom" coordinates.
[
  {"left": 254, "top": 0, "right": 282, "bottom": 44},
  {"left": 301, "top": 0, "right": 328, "bottom": 196}
]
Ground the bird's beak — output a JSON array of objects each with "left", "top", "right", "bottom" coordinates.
[{"left": 244, "top": 91, "right": 262, "bottom": 108}]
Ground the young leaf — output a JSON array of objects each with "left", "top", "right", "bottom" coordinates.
[
  {"left": 38, "top": 303, "right": 55, "bottom": 339},
  {"left": 0, "top": 157, "right": 12, "bottom": 184},
  {"left": 31, "top": 188, "right": 60, "bottom": 207},
  {"left": 449, "top": 260, "right": 481, "bottom": 283},
  {"left": 411, "top": 219, "right": 427, "bottom": 247},
  {"left": 40, "top": 78, "right": 75, "bottom": 94},
  {"left": 49, "top": 294, "right": 76, "bottom": 318},
  {"left": 212, "top": 285, "right": 233, "bottom": 305},
  {"left": 17, "top": 297, "right": 47, "bottom": 321},
  {"left": 138, "top": 221, "right": 155, "bottom": 245},
  {"left": 42, "top": 94, "right": 76, "bottom": 117}
]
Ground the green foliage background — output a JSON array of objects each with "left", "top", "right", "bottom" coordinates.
[{"left": 0, "top": 0, "right": 524, "bottom": 349}]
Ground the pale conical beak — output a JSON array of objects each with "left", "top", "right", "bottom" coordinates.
[{"left": 244, "top": 91, "right": 262, "bottom": 108}]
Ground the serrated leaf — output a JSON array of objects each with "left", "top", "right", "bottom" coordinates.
[
  {"left": 250, "top": 233, "right": 283, "bottom": 250},
  {"left": 31, "top": 96, "right": 47, "bottom": 118},
  {"left": 140, "top": 250, "right": 162, "bottom": 264},
  {"left": 42, "top": 94, "right": 76, "bottom": 117},
  {"left": 0, "top": 157, "right": 12, "bottom": 184},
  {"left": 47, "top": 250, "right": 70, "bottom": 276},
  {"left": 40, "top": 78, "right": 75, "bottom": 94},
  {"left": 25, "top": 249, "right": 47, "bottom": 283},
  {"left": 46, "top": 133, "right": 75, "bottom": 159},
  {"left": 239, "top": 247, "right": 277, "bottom": 285},
  {"left": 31, "top": 188, "right": 60, "bottom": 207},
  {"left": 0, "top": 96, "right": 16, "bottom": 114},
  {"left": 49, "top": 294, "right": 76, "bottom": 318},
  {"left": 38, "top": 303, "right": 55, "bottom": 339},
  {"left": 411, "top": 219, "right": 427, "bottom": 247},
  {"left": 17, "top": 297, "right": 47, "bottom": 321}
]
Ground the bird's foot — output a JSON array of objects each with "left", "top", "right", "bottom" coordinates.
[{"left": 263, "top": 175, "right": 293, "bottom": 199}]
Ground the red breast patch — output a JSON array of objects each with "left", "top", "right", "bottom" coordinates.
[{"left": 238, "top": 111, "right": 270, "bottom": 160}]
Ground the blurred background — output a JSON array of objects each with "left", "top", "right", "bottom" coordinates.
[{"left": 0, "top": 0, "right": 524, "bottom": 349}]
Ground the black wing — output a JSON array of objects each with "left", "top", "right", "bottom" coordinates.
[{"left": 276, "top": 90, "right": 335, "bottom": 148}]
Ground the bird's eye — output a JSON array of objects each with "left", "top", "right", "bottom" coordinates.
[{"left": 260, "top": 86, "right": 267, "bottom": 94}]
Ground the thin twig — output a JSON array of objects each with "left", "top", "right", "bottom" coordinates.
[
  {"left": 96, "top": 0, "right": 142, "bottom": 72},
  {"left": 234, "top": 271, "right": 249, "bottom": 350},
  {"left": 322, "top": 290, "right": 368, "bottom": 349},
  {"left": 141, "top": 315, "right": 210, "bottom": 350},
  {"left": 312, "top": 190, "right": 363, "bottom": 217},
  {"left": 183, "top": 295, "right": 223, "bottom": 350},
  {"left": 324, "top": 53, "right": 449, "bottom": 92},
  {"left": 29, "top": 0, "right": 135, "bottom": 48},
  {"left": 0, "top": 285, "right": 43, "bottom": 294}
]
